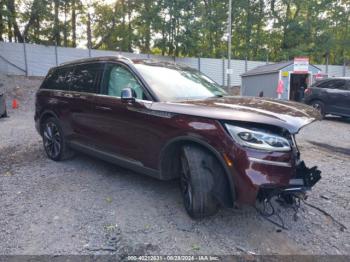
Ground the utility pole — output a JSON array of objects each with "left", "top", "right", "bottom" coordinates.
[
  {"left": 87, "top": 1, "right": 93, "bottom": 57},
  {"left": 87, "top": 12, "right": 92, "bottom": 57},
  {"left": 227, "top": 0, "right": 232, "bottom": 89}
]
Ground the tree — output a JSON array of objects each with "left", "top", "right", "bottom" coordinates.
[{"left": 1, "top": 0, "right": 349, "bottom": 65}]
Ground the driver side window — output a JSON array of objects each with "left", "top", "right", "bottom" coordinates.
[{"left": 105, "top": 64, "right": 146, "bottom": 100}]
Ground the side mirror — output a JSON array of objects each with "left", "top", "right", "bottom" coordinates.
[{"left": 121, "top": 88, "right": 136, "bottom": 103}]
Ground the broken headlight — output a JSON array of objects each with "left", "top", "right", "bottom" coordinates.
[{"left": 225, "top": 124, "right": 291, "bottom": 152}]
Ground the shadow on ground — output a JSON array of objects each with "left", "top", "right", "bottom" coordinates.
[
  {"left": 307, "top": 140, "right": 350, "bottom": 156},
  {"left": 324, "top": 115, "right": 350, "bottom": 124}
]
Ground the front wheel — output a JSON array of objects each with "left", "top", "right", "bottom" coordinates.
[
  {"left": 180, "top": 145, "right": 219, "bottom": 219},
  {"left": 42, "top": 117, "right": 73, "bottom": 161},
  {"left": 311, "top": 100, "right": 325, "bottom": 119}
]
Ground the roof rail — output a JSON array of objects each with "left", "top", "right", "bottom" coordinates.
[
  {"left": 58, "top": 55, "right": 134, "bottom": 67},
  {"left": 116, "top": 55, "right": 133, "bottom": 64}
]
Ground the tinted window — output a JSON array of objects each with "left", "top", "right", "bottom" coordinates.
[
  {"left": 41, "top": 67, "right": 72, "bottom": 90},
  {"left": 70, "top": 63, "right": 104, "bottom": 93},
  {"left": 318, "top": 79, "right": 346, "bottom": 90},
  {"left": 315, "top": 80, "right": 331, "bottom": 88},
  {"left": 103, "top": 64, "right": 147, "bottom": 100}
]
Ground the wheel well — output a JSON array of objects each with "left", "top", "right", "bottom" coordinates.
[
  {"left": 160, "top": 139, "right": 235, "bottom": 207},
  {"left": 309, "top": 98, "right": 324, "bottom": 106},
  {"left": 39, "top": 112, "right": 56, "bottom": 135}
]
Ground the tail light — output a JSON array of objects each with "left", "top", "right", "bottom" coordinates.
[{"left": 304, "top": 88, "right": 312, "bottom": 95}]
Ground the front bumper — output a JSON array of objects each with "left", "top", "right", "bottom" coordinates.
[
  {"left": 223, "top": 143, "right": 321, "bottom": 205},
  {"left": 257, "top": 160, "right": 321, "bottom": 202}
]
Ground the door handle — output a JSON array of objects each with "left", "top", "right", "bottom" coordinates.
[
  {"left": 63, "top": 93, "right": 73, "bottom": 98},
  {"left": 95, "top": 106, "right": 112, "bottom": 111}
]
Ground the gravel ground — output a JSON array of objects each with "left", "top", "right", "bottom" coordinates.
[{"left": 0, "top": 74, "right": 349, "bottom": 256}]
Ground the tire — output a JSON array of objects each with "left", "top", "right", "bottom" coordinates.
[
  {"left": 42, "top": 117, "right": 74, "bottom": 161},
  {"left": 0, "top": 98, "right": 6, "bottom": 118},
  {"left": 180, "top": 145, "right": 219, "bottom": 219},
  {"left": 311, "top": 100, "right": 325, "bottom": 119}
]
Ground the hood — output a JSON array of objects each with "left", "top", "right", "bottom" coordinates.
[{"left": 150, "top": 96, "right": 321, "bottom": 134}]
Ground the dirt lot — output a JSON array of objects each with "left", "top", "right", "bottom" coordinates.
[{"left": 0, "top": 74, "right": 349, "bottom": 256}]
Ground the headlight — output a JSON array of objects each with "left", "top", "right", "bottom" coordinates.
[{"left": 225, "top": 124, "right": 291, "bottom": 152}]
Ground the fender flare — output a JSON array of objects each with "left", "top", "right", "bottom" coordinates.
[{"left": 159, "top": 136, "right": 236, "bottom": 205}]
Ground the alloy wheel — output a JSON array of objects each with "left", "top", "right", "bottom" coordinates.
[
  {"left": 43, "top": 121, "right": 61, "bottom": 159},
  {"left": 180, "top": 154, "right": 193, "bottom": 211}
]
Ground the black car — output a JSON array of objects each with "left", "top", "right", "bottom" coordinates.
[
  {"left": 304, "top": 77, "right": 350, "bottom": 118},
  {"left": 0, "top": 93, "right": 7, "bottom": 118}
]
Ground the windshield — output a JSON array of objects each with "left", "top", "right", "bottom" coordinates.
[{"left": 134, "top": 64, "right": 227, "bottom": 101}]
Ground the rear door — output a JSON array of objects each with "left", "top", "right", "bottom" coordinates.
[
  {"left": 68, "top": 62, "right": 104, "bottom": 144},
  {"left": 38, "top": 67, "right": 73, "bottom": 135}
]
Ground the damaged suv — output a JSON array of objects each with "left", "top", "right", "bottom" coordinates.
[{"left": 35, "top": 56, "right": 321, "bottom": 218}]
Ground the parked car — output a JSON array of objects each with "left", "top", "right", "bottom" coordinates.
[
  {"left": 35, "top": 56, "right": 321, "bottom": 218},
  {"left": 304, "top": 77, "right": 350, "bottom": 118},
  {"left": 0, "top": 93, "right": 7, "bottom": 118}
]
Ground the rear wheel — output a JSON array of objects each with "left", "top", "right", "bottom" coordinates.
[
  {"left": 0, "top": 102, "right": 7, "bottom": 118},
  {"left": 311, "top": 100, "right": 325, "bottom": 118},
  {"left": 180, "top": 145, "right": 219, "bottom": 219},
  {"left": 42, "top": 117, "right": 73, "bottom": 161}
]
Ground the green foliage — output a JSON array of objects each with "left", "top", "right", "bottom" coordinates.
[{"left": 1, "top": 0, "right": 349, "bottom": 64}]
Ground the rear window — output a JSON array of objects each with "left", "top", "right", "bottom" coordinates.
[
  {"left": 41, "top": 67, "right": 72, "bottom": 90},
  {"left": 70, "top": 63, "right": 104, "bottom": 93}
]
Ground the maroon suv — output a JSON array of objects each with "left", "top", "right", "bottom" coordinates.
[{"left": 35, "top": 56, "right": 321, "bottom": 218}]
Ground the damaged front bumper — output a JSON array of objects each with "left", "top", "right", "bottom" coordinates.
[
  {"left": 257, "top": 160, "right": 322, "bottom": 201},
  {"left": 254, "top": 161, "right": 321, "bottom": 229}
]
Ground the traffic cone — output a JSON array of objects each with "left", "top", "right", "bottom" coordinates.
[{"left": 12, "top": 99, "right": 18, "bottom": 109}]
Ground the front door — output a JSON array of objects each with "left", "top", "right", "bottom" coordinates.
[
  {"left": 90, "top": 63, "right": 161, "bottom": 169},
  {"left": 335, "top": 80, "right": 350, "bottom": 116}
]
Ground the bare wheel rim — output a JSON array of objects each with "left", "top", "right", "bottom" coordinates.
[
  {"left": 43, "top": 122, "right": 61, "bottom": 158},
  {"left": 180, "top": 153, "right": 193, "bottom": 211}
]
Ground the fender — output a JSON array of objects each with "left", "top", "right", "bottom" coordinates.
[
  {"left": 159, "top": 135, "right": 236, "bottom": 206},
  {"left": 39, "top": 109, "right": 59, "bottom": 121}
]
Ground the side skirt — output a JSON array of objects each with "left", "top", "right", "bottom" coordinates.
[{"left": 69, "top": 141, "right": 161, "bottom": 179}]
